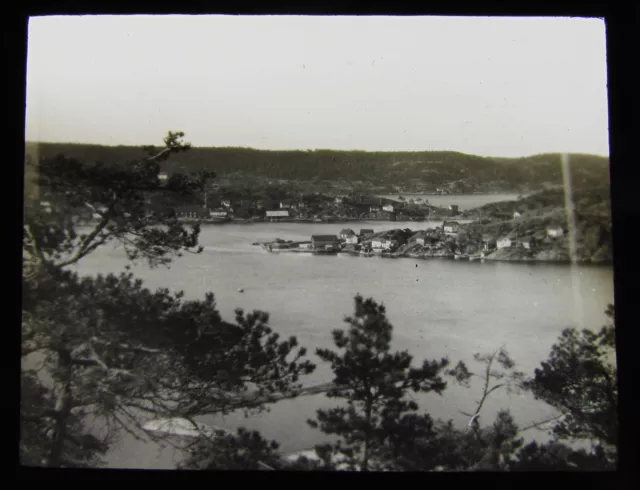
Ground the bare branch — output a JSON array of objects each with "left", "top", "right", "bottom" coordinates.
[
  {"left": 70, "top": 345, "right": 140, "bottom": 382},
  {"left": 55, "top": 205, "right": 115, "bottom": 268},
  {"left": 518, "top": 413, "right": 565, "bottom": 433}
]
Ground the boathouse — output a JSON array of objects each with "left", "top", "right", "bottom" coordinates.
[
  {"left": 266, "top": 210, "right": 290, "bottom": 221},
  {"left": 311, "top": 235, "right": 339, "bottom": 250}
]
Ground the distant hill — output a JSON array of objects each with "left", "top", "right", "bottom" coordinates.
[{"left": 24, "top": 142, "right": 610, "bottom": 193}]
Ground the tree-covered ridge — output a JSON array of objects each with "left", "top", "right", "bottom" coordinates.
[{"left": 25, "top": 142, "right": 610, "bottom": 193}]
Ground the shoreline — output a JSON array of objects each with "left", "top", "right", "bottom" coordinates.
[
  {"left": 191, "top": 216, "right": 467, "bottom": 226},
  {"left": 259, "top": 244, "right": 612, "bottom": 266},
  {"left": 376, "top": 191, "right": 523, "bottom": 197}
]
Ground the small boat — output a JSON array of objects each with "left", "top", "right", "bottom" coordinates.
[{"left": 238, "top": 288, "right": 244, "bottom": 293}]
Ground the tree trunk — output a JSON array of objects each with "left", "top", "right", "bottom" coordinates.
[
  {"left": 362, "top": 400, "right": 372, "bottom": 471},
  {"left": 48, "top": 349, "right": 73, "bottom": 467}
]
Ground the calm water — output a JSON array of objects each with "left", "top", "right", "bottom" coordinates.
[
  {"left": 70, "top": 221, "right": 614, "bottom": 469},
  {"left": 377, "top": 193, "right": 520, "bottom": 210}
]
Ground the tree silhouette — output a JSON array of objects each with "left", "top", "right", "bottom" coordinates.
[
  {"left": 21, "top": 132, "right": 315, "bottom": 468},
  {"left": 524, "top": 304, "right": 617, "bottom": 465},
  {"left": 306, "top": 295, "right": 450, "bottom": 471}
]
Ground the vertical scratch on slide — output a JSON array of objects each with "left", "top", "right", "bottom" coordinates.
[{"left": 562, "top": 153, "right": 584, "bottom": 328}]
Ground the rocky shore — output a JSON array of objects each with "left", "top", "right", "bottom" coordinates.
[{"left": 255, "top": 220, "right": 612, "bottom": 265}]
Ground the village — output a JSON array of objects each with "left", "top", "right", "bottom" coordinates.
[
  {"left": 36, "top": 183, "right": 457, "bottom": 225},
  {"left": 153, "top": 172, "right": 462, "bottom": 223},
  {"left": 256, "top": 217, "right": 569, "bottom": 263},
  {"left": 168, "top": 199, "right": 459, "bottom": 225}
]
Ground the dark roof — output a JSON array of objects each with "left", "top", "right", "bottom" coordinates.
[
  {"left": 311, "top": 235, "right": 339, "bottom": 240},
  {"left": 360, "top": 229, "right": 374, "bottom": 234},
  {"left": 442, "top": 221, "right": 461, "bottom": 227},
  {"left": 340, "top": 228, "right": 355, "bottom": 235}
]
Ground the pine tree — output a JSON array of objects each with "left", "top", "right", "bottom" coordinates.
[
  {"left": 523, "top": 304, "right": 617, "bottom": 467},
  {"left": 306, "top": 294, "right": 450, "bottom": 471},
  {"left": 21, "top": 132, "right": 315, "bottom": 468}
]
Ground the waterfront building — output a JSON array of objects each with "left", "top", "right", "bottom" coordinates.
[{"left": 311, "top": 235, "right": 339, "bottom": 250}]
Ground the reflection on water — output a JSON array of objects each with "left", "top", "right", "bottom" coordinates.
[{"left": 70, "top": 221, "right": 614, "bottom": 469}]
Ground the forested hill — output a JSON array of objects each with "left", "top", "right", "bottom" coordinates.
[{"left": 25, "top": 142, "right": 609, "bottom": 193}]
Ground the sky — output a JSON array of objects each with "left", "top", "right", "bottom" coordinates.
[{"left": 25, "top": 15, "right": 610, "bottom": 157}]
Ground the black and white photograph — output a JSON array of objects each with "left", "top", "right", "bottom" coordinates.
[{"left": 21, "top": 14, "right": 616, "bottom": 471}]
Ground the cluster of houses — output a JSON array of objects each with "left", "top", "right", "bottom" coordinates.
[
  {"left": 172, "top": 199, "right": 308, "bottom": 222},
  {"left": 307, "top": 223, "right": 466, "bottom": 254},
  {"left": 307, "top": 229, "right": 376, "bottom": 251},
  {"left": 486, "top": 225, "right": 565, "bottom": 253},
  {"left": 303, "top": 221, "right": 567, "bottom": 256}
]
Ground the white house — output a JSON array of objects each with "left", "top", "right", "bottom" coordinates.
[
  {"left": 443, "top": 221, "right": 462, "bottom": 235},
  {"left": 221, "top": 200, "right": 232, "bottom": 208},
  {"left": 210, "top": 210, "right": 228, "bottom": 218},
  {"left": 513, "top": 211, "right": 522, "bottom": 219},
  {"left": 158, "top": 172, "right": 168, "bottom": 182},
  {"left": 497, "top": 237, "right": 513, "bottom": 249},
  {"left": 371, "top": 238, "right": 393, "bottom": 250},
  {"left": 298, "top": 242, "right": 312, "bottom": 249},
  {"left": 335, "top": 196, "right": 344, "bottom": 204},
  {"left": 266, "top": 210, "right": 290, "bottom": 218},
  {"left": 382, "top": 204, "right": 395, "bottom": 213},
  {"left": 547, "top": 226, "right": 564, "bottom": 238},
  {"left": 520, "top": 238, "right": 534, "bottom": 250},
  {"left": 345, "top": 235, "right": 359, "bottom": 245}
]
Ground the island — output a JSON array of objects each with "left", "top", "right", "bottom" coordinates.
[{"left": 255, "top": 186, "right": 613, "bottom": 265}]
